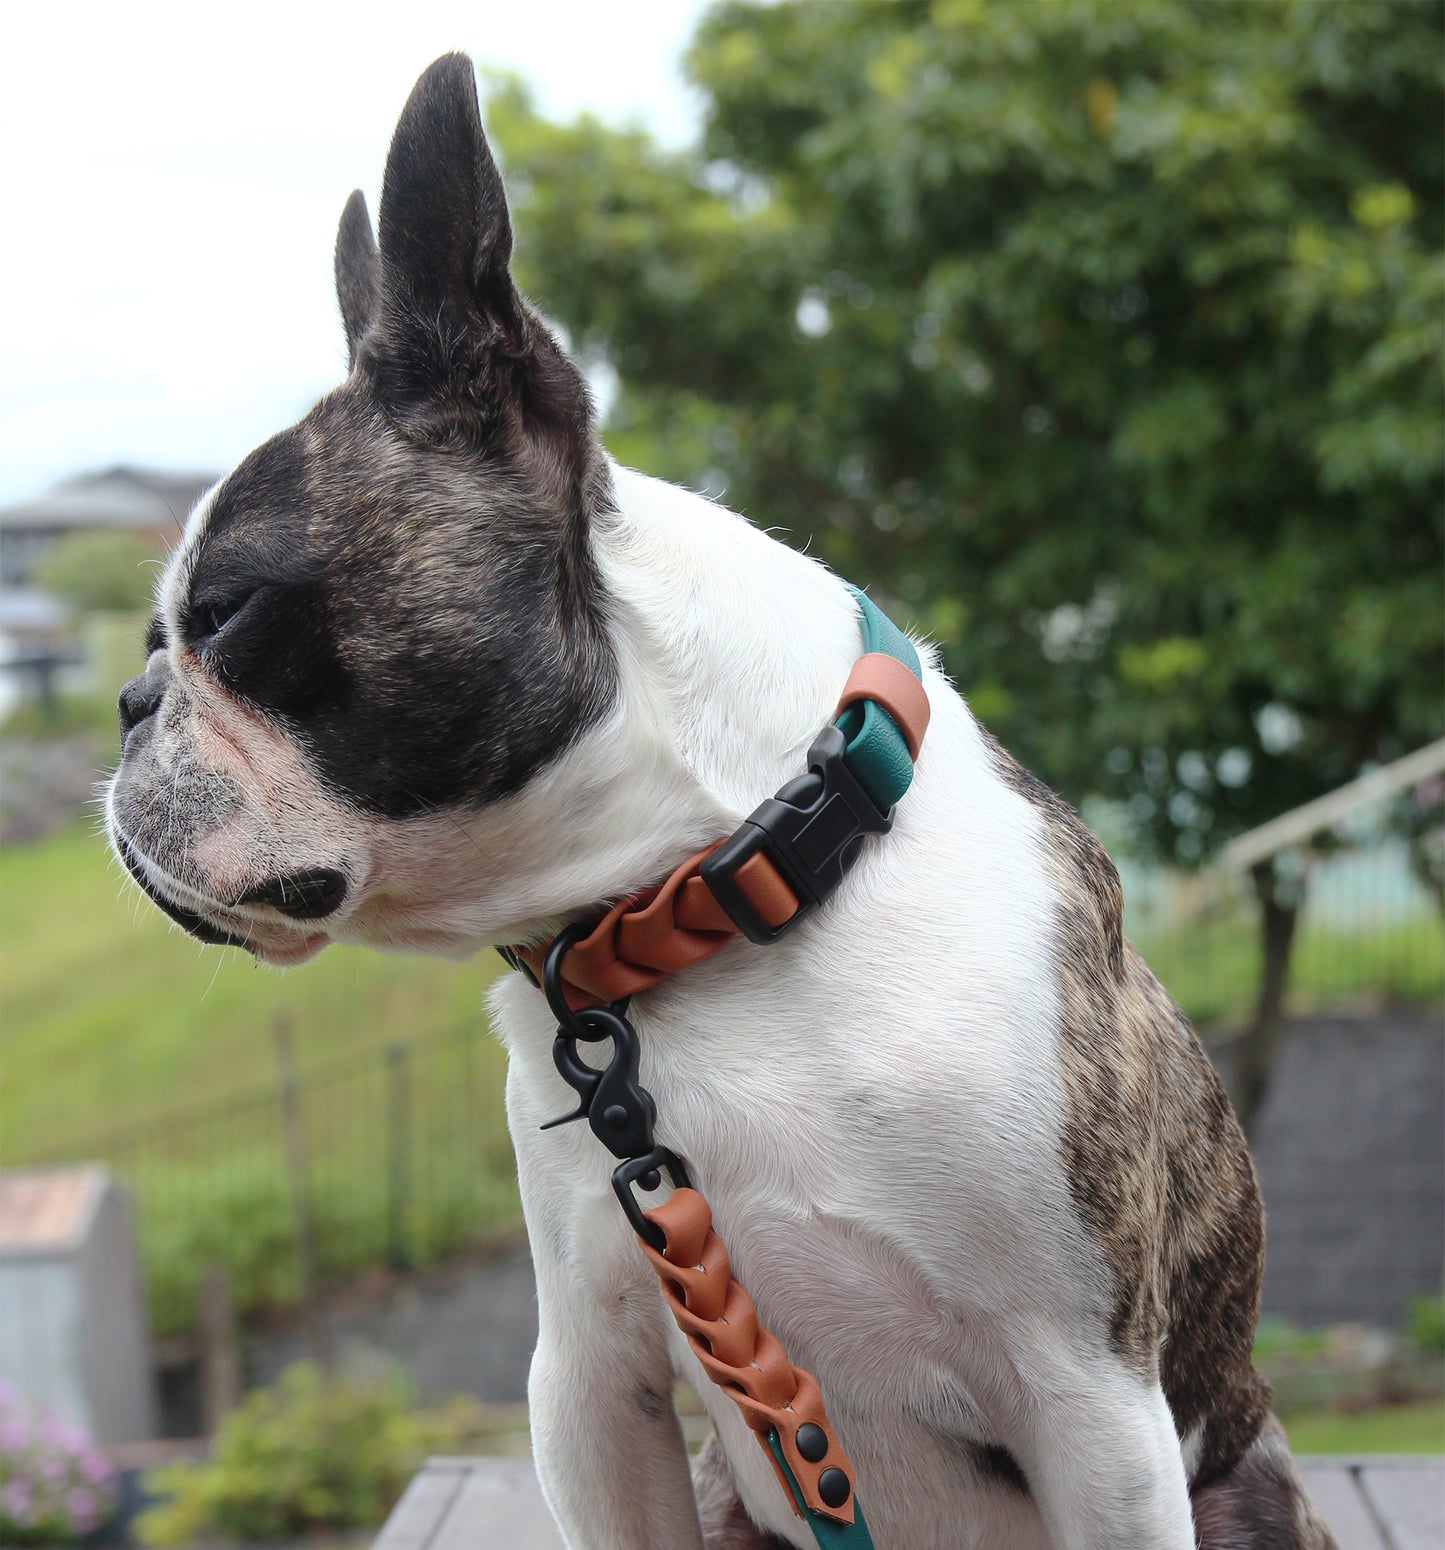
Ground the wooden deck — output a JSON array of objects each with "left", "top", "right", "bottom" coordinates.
[{"left": 374, "top": 1454, "right": 1444, "bottom": 1549}]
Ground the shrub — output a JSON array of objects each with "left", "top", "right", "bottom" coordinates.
[
  {"left": 136, "top": 1364, "right": 483, "bottom": 1545},
  {"left": 0, "top": 1383, "right": 119, "bottom": 1545},
  {"left": 1408, "top": 1294, "right": 1445, "bottom": 1356}
]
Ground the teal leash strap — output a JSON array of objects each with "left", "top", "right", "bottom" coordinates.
[
  {"left": 766, "top": 1430, "right": 876, "bottom": 1550},
  {"left": 835, "top": 585, "right": 924, "bottom": 813}
]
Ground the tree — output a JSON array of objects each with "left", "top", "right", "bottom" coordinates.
[
  {"left": 493, "top": 0, "right": 1444, "bottom": 1125},
  {"left": 33, "top": 530, "right": 158, "bottom": 614}
]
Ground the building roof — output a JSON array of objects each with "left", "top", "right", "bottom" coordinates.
[{"left": 0, "top": 467, "right": 217, "bottom": 535}]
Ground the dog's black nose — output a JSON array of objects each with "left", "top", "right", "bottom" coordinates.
[{"left": 118, "top": 669, "right": 166, "bottom": 748}]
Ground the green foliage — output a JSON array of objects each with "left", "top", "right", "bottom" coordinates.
[
  {"left": 32, "top": 530, "right": 159, "bottom": 614},
  {"left": 0, "top": 822, "right": 502, "bottom": 1159},
  {"left": 495, "top": 0, "right": 1444, "bottom": 864},
  {"left": 136, "top": 1365, "right": 484, "bottom": 1544},
  {"left": 141, "top": 1165, "right": 304, "bottom": 1335},
  {"left": 1408, "top": 1294, "right": 1445, "bottom": 1356},
  {"left": 1252, "top": 1314, "right": 1332, "bottom": 1363}
]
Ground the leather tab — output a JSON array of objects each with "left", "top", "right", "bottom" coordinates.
[{"left": 836, "top": 652, "right": 931, "bottom": 761}]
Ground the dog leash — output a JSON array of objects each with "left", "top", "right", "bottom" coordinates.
[{"left": 505, "top": 588, "right": 929, "bottom": 1548}]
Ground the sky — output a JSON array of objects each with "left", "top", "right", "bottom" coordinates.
[{"left": 0, "top": 0, "right": 713, "bottom": 506}]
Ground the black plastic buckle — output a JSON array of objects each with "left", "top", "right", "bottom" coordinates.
[{"left": 700, "top": 723, "right": 893, "bottom": 945}]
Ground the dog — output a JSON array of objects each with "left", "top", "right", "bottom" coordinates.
[{"left": 106, "top": 54, "right": 1336, "bottom": 1550}]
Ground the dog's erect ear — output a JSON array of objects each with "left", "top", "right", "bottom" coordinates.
[
  {"left": 334, "top": 189, "right": 379, "bottom": 367},
  {"left": 368, "top": 53, "right": 528, "bottom": 429}
]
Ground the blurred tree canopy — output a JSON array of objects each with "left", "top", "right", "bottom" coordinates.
[
  {"left": 493, "top": 0, "right": 1443, "bottom": 866},
  {"left": 33, "top": 530, "right": 157, "bottom": 614}
]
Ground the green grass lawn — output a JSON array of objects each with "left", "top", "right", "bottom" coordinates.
[
  {"left": 1, "top": 820, "right": 519, "bottom": 1331},
  {"left": 0, "top": 820, "right": 503, "bottom": 1159},
  {"left": 1284, "top": 1398, "right": 1445, "bottom": 1454}
]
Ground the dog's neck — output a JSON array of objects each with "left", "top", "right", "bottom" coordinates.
[{"left": 367, "top": 464, "right": 869, "bottom": 956}]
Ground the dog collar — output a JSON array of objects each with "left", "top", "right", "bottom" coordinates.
[{"left": 508, "top": 586, "right": 930, "bottom": 1008}]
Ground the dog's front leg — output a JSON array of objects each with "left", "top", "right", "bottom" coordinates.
[
  {"left": 1013, "top": 1360, "right": 1195, "bottom": 1549},
  {"left": 529, "top": 1310, "right": 704, "bottom": 1550}
]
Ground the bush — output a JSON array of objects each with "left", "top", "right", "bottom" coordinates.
[
  {"left": 0, "top": 1383, "right": 119, "bottom": 1545},
  {"left": 136, "top": 1364, "right": 483, "bottom": 1545},
  {"left": 140, "top": 1163, "right": 303, "bottom": 1336},
  {"left": 1408, "top": 1294, "right": 1445, "bottom": 1356}
]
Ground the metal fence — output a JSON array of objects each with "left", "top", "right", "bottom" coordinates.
[
  {"left": 27, "top": 1021, "right": 518, "bottom": 1336},
  {"left": 1125, "top": 741, "right": 1445, "bottom": 1028}
]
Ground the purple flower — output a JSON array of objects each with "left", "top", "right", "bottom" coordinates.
[
  {"left": 2, "top": 1476, "right": 34, "bottom": 1523},
  {"left": 67, "top": 1487, "right": 96, "bottom": 1527},
  {"left": 81, "top": 1450, "right": 113, "bottom": 1485},
  {"left": 0, "top": 1417, "right": 29, "bottom": 1451}
]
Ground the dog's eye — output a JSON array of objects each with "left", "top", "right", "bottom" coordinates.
[{"left": 190, "top": 594, "right": 250, "bottom": 641}]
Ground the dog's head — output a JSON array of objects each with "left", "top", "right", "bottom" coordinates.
[{"left": 106, "top": 55, "right": 618, "bottom": 964}]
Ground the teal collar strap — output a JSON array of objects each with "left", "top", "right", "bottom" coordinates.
[{"left": 836, "top": 584, "right": 926, "bottom": 811}]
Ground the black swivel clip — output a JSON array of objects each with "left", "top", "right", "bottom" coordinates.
[{"left": 539, "top": 924, "right": 690, "bottom": 1251}]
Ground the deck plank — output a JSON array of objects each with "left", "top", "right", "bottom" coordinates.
[
  {"left": 1359, "top": 1460, "right": 1445, "bottom": 1550},
  {"left": 374, "top": 1454, "right": 1444, "bottom": 1550},
  {"left": 1296, "top": 1460, "right": 1387, "bottom": 1550},
  {"left": 371, "top": 1460, "right": 468, "bottom": 1550},
  {"left": 425, "top": 1457, "right": 563, "bottom": 1550}
]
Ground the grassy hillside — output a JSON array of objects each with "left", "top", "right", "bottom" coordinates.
[
  {"left": 0, "top": 821, "right": 502, "bottom": 1160},
  {"left": 1, "top": 820, "right": 515, "bottom": 1332}
]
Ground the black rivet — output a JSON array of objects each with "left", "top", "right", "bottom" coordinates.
[
  {"left": 795, "top": 1423, "right": 828, "bottom": 1463},
  {"left": 603, "top": 1104, "right": 628, "bottom": 1130},
  {"left": 817, "top": 1468, "right": 850, "bottom": 1508},
  {"left": 638, "top": 1168, "right": 661, "bottom": 1192}
]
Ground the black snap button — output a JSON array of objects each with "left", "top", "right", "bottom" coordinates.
[
  {"left": 817, "top": 1467, "right": 850, "bottom": 1508},
  {"left": 795, "top": 1422, "right": 828, "bottom": 1463},
  {"left": 603, "top": 1104, "right": 629, "bottom": 1130}
]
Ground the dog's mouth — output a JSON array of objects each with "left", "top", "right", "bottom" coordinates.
[
  {"left": 116, "top": 834, "right": 250, "bottom": 948},
  {"left": 114, "top": 835, "right": 344, "bottom": 962},
  {"left": 234, "top": 868, "right": 349, "bottom": 921}
]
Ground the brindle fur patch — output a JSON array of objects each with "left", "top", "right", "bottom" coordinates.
[
  {"left": 691, "top": 1435, "right": 793, "bottom": 1550},
  {"left": 1192, "top": 1415, "right": 1339, "bottom": 1549},
  {"left": 980, "top": 729, "right": 1272, "bottom": 1488}
]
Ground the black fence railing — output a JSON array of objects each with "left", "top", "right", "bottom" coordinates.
[{"left": 26, "top": 1021, "right": 519, "bottom": 1336}]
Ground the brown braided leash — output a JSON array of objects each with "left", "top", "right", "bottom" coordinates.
[{"left": 640, "top": 1187, "right": 857, "bottom": 1524}]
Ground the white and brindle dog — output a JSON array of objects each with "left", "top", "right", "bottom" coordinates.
[{"left": 107, "top": 54, "right": 1334, "bottom": 1550}]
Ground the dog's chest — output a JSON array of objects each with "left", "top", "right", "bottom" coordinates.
[{"left": 503, "top": 947, "right": 1094, "bottom": 1547}]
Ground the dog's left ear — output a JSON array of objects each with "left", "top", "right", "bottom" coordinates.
[
  {"left": 365, "top": 53, "right": 531, "bottom": 438},
  {"left": 334, "top": 189, "right": 379, "bottom": 367}
]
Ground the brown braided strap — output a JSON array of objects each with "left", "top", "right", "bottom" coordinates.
[
  {"left": 519, "top": 844, "right": 798, "bottom": 1010},
  {"left": 640, "top": 1187, "right": 857, "bottom": 1525}
]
